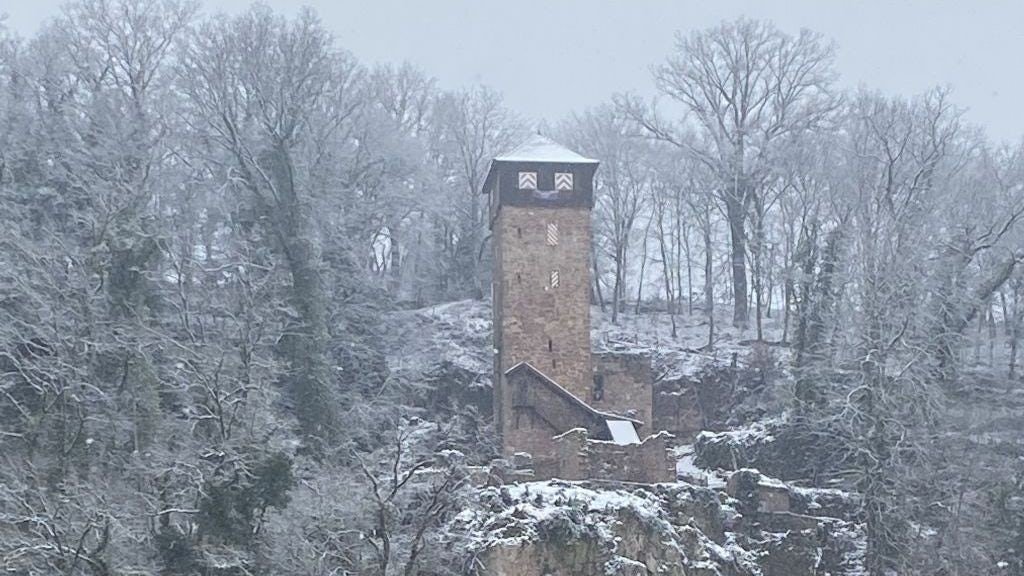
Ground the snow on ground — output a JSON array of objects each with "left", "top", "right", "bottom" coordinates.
[
  {"left": 387, "top": 298, "right": 793, "bottom": 389},
  {"left": 674, "top": 444, "right": 727, "bottom": 488},
  {"left": 387, "top": 299, "right": 492, "bottom": 385},
  {"left": 454, "top": 480, "right": 673, "bottom": 547},
  {"left": 503, "top": 481, "right": 667, "bottom": 519},
  {"left": 592, "top": 305, "right": 792, "bottom": 381},
  {"left": 453, "top": 478, "right": 765, "bottom": 575},
  {"left": 695, "top": 417, "right": 782, "bottom": 447}
]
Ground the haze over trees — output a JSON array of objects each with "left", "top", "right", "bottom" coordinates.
[{"left": 1, "top": 3, "right": 1023, "bottom": 575}]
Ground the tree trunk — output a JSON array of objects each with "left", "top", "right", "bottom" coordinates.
[
  {"left": 766, "top": 241, "right": 776, "bottom": 319},
  {"left": 752, "top": 201, "right": 765, "bottom": 341},
  {"left": 611, "top": 247, "right": 622, "bottom": 325},
  {"left": 781, "top": 225, "right": 794, "bottom": 344},
  {"left": 683, "top": 219, "right": 693, "bottom": 316},
  {"left": 634, "top": 218, "right": 652, "bottom": 315},
  {"left": 1010, "top": 282, "right": 1021, "bottom": 383},
  {"left": 279, "top": 232, "right": 336, "bottom": 441},
  {"left": 726, "top": 193, "right": 749, "bottom": 328},
  {"left": 389, "top": 217, "right": 402, "bottom": 295},
  {"left": 676, "top": 198, "right": 686, "bottom": 316},
  {"left": 657, "top": 212, "right": 677, "bottom": 338},
  {"left": 1000, "top": 288, "right": 1010, "bottom": 337},
  {"left": 988, "top": 301, "right": 996, "bottom": 367},
  {"left": 703, "top": 205, "right": 715, "bottom": 350},
  {"left": 592, "top": 250, "right": 606, "bottom": 312},
  {"left": 264, "top": 145, "right": 337, "bottom": 445}
]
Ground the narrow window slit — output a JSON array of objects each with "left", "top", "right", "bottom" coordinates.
[
  {"left": 593, "top": 375, "right": 605, "bottom": 402},
  {"left": 546, "top": 222, "right": 558, "bottom": 246}
]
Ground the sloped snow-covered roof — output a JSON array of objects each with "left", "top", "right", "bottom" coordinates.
[
  {"left": 494, "top": 134, "right": 598, "bottom": 164},
  {"left": 504, "top": 362, "right": 642, "bottom": 426}
]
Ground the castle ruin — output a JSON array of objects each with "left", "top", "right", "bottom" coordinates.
[{"left": 484, "top": 135, "right": 673, "bottom": 483}]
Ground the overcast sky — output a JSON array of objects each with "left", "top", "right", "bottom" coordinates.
[{"left": 5, "top": 0, "right": 1023, "bottom": 143}]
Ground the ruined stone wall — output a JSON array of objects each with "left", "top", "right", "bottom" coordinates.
[
  {"left": 653, "top": 384, "right": 705, "bottom": 441},
  {"left": 551, "top": 428, "right": 675, "bottom": 484},
  {"left": 592, "top": 351, "right": 653, "bottom": 425},
  {"left": 654, "top": 360, "right": 780, "bottom": 442},
  {"left": 553, "top": 428, "right": 588, "bottom": 480},
  {"left": 504, "top": 369, "right": 607, "bottom": 477},
  {"left": 494, "top": 205, "right": 593, "bottom": 457},
  {"left": 501, "top": 365, "right": 674, "bottom": 483},
  {"left": 504, "top": 408, "right": 560, "bottom": 478}
]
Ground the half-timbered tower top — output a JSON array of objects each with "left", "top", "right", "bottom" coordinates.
[{"left": 483, "top": 135, "right": 599, "bottom": 220}]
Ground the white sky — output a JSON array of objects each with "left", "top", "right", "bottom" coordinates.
[{"left": 5, "top": 0, "right": 1023, "bottom": 143}]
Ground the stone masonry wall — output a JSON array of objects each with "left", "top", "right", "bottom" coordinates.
[
  {"left": 504, "top": 367, "right": 607, "bottom": 476},
  {"left": 552, "top": 428, "right": 675, "bottom": 484},
  {"left": 495, "top": 205, "right": 593, "bottom": 457},
  {"left": 592, "top": 351, "right": 653, "bottom": 425},
  {"left": 653, "top": 384, "right": 705, "bottom": 441}
]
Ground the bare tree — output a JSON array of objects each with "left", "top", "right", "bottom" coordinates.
[
  {"left": 180, "top": 5, "right": 364, "bottom": 444},
  {"left": 431, "top": 86, "right": 521, "bottom": 300},
  {"left": 565, "top": 105, "right": 651, "bottom": 324},
  {"left": 353, "top": 422, "right": 470, "bottom": 576},
  {"left": 623, "top": 18, "right": 839, "bottom": 328},
  {"left": 685, "top": 162, "right": 719, "bottom": 350}
]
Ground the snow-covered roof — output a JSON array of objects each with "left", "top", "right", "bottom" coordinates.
[
  {"left": 606, "top": 420, "right": 641, "bottom": 445},
  {"left": 494, "top": 134, "right": 598, "bottom": 164}
]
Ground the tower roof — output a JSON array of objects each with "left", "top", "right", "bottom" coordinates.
[{"left": 494, "top": 134, "right": 598, "bottom": 164}]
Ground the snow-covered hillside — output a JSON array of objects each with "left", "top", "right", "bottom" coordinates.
[
  {"left": 388, "top": 298, "right": 792, "bottom": 395},
  {"left": 387, "top": 300, "right": 868, "bottom": 575}
]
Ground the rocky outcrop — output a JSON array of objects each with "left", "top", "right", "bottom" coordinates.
[
  {"left": 694, "top": 421, "right": 786, "bottom": 475},
  {"left": 454, "top": 479, "right": 865, "bottom": 576}
]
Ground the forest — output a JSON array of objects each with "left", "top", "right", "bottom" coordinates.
[{"left": 2, "top": 1, "right": 1024, "bottom": 575}]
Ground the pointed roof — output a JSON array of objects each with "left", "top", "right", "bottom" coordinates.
[{"left": 494, "top": 134, "right": 598, "bottom": 164}]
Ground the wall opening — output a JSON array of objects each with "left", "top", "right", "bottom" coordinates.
[
  {"left": 548, "top": 338, "right": 553, "bottom": 352},
  {"left": 518, "top": 171, "right": 537, "bottom": 190},
  {"left": 555, "top": 172, "right": 574, "bottom": 191},
  {"left": 592, "top": 374, "right": 605, "bottom": 402},
  {"left": 546, "top": 222, "right": 558, "bottom": 246}
]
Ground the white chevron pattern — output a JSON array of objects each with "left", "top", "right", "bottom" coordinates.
[
  {"left": 546, "top": 223, "right": 558, "bottom": 245},
  {"left": 518, "top": 171, "right": 537, "bottom": 189},
  {"left": 555, "top": 172, "right": 573, "bottom": 190},
  {"left": 550, "top": 269, "right": 559, "bottom": 288}
]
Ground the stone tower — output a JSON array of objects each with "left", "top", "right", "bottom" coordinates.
[{"left": 483, "top": 135, "right": 600, "bottom": 458}]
